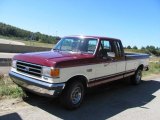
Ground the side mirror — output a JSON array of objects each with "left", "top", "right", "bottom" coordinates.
[
  {"left": 98, "top": 50, "right": 108, "bottom": 58},
  {"left": 107, "top": 52, "right": 115, "bottom": 58}
]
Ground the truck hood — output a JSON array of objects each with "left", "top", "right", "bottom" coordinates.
[{"left": 14, "top": 51, "right": 94, "bottom": 67}]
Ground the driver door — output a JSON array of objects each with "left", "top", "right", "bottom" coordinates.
[{"left": 95, "top": 39, "right": 117, "bottom": 80}]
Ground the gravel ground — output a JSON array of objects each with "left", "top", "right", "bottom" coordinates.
[
  {"left": 0, "top": 75, "right": 160, "bottom": 120},
  {"left": 0, "top": 39, "right": 25, "bottom": 45},
  {"left": 0, "top": 67, "right": 11, "bottom": 75}
]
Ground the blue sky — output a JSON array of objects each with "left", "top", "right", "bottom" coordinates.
[{"left": 0, "top": 0, "right": 160, "bottom": 48}]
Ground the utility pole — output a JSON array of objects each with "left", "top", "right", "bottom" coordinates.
[
  {"left": 30, "top": 33, "right": 34, "bottom": 46},
  {"left": 56, "top": 31, "right": 58, "bottom": 37}
]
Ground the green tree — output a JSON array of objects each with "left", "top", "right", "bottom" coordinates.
[
  {"left": 133, "top": 46, "right": 138, "bottom": 50},
  {"left": 0, "top": 22, "right": 60, "bottom": 44},
  {"left": 141, "top": 46, "right": 145, "bottom": 50},
  {"left": 127, "top": 45, "right": 132, "bottom": 49}
]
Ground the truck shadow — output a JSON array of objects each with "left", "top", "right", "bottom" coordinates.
[
  {"left": 0, "top": 113, "right": 22, "bottom": 120},
  {"left": 23, "top": 79, "right": 160, "bottom": 120}
]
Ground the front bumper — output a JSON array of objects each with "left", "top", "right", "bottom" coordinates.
[{"left": 9, "top": 71, "right": 65, "bottom": 97}]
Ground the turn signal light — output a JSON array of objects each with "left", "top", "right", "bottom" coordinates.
[{"left": 50, "top": 68, "right": 60, "bottom": 77}]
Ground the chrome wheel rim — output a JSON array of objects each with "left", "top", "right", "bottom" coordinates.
[
  {"left": 136, "top": 70, "right": 142, "bottom": 82},
  {"left": 71, "top": 86, "right": 82, "bottom": 104}
]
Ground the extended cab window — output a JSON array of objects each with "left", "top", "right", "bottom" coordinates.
[{"left": 114, "top": 41, "right": 123, "bottom": 57}]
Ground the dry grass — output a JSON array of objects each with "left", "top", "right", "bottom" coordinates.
[
  {"left": 0, "top": 75, "right": 24, "bottom": 99},
  {"left": 143, "top": 57, "right": 160, "bottom": 76},
  {"left": 0, "top": 36, "right": 54, "bottom": 48},
  {"left": 17, "top": 40, "right": 54, "bottom": 48}
]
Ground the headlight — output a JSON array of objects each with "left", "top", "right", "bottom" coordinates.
[
  {"left": 12, "top": 60, "right": 17, "bottom": 68},
  {"left": 42, "top": 67, "right": 60, "bottom": 78}
]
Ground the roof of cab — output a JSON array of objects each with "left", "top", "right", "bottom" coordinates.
[{"left": 63, "top": 35, "right": 120, "bottom": 41}]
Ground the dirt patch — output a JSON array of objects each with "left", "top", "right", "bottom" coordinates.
[
  {"left": 0, "top": 98, "right": 29, "bottom": 113},
  {"left": 143, "top": 74, "right": 160, "bottom": 80},
  {"left": 0, "top": 38, "right": 25, "bottom": 45}
]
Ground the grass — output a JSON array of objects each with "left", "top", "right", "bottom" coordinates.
[
  {"left": 0, "top": 75, "right": 24, "bottom": 99},
  {"left": 143, "top": 62, "right": 160, "bottom": 77},
  {"left": 0, "top": 35, "right": 54, "bottom": 48},
  {"left": 17, "top": 40, "right": 54, "bottom": 48},
  {"left": 124, "top": 49, "right": 144, "bottom": 53},
  {"left": 125, "top": 49, "right": 160, "bottom": 76}
]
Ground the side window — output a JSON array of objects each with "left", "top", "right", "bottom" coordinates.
[
  {"left": 87, "top": 39, "right": 97, "bottom": 53},
  {"left": 99, "top": 39, "right": 115, "bottom": 58},
  {"left": 100, "top": 40, "right": 111, "bottom": 52}
]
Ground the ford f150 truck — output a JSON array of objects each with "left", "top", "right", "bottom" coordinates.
[{"left": 9, "top": 36, "right": 149, "bottom": 109}]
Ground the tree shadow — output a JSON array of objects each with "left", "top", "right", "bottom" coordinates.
[{"left": 23, "top": 79, "right": 160, "bottom": 120}]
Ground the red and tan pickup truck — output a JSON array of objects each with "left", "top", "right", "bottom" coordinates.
[{"left": 9, "top": 36, "right": 149, "bottom": 109}]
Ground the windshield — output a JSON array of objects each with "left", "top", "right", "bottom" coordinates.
[{"left": 53, "top": 37, "right": 98, "bottom": 54}]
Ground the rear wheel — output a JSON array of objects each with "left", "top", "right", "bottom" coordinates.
[
  {"left": 60, "top": 81, "right": 85, "bottom": 110},
  {"left": 131, "top": 68, "right": 142, "bottom": 85}
]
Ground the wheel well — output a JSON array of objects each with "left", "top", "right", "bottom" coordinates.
[{"left": 66, "top": 75, "right": 88, "bottom": 89}]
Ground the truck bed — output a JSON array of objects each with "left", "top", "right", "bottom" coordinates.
[{"left": 125, "top": 53, "right": 149, "bottom": 60}]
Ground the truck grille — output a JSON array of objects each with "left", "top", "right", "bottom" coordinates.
[{"left": 16, "top": 61, "right": 42, "bottom": 77}]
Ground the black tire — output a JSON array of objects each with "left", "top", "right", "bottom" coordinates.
[
  {"left": 60, "top": 81, "right": 85, "bottom": 110},
  {"left": 131, "top": 68, "right": 142, "bottom": 85}
]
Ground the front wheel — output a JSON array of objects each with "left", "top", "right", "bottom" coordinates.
[
  {"left": 60, "top": 81, "right": 85, "bottom": 110},
  {"left": 131, "top": 68, "right": 142, "bottom": 85}
]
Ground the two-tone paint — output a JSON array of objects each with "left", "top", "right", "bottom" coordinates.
[{"left": 9, "top": 36, "right": 149, "bottom": 97}]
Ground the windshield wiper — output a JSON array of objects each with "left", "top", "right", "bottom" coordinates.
[
  {"left": 53, "top": 48, "right": 60, "bottom": 52},
  {"left": 79, "top": 51, "right": 90, "bottom": 54}
]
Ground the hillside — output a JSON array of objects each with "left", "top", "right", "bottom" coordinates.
[{"left": 0, "top": 22, "right": 60, "bottom": 44}]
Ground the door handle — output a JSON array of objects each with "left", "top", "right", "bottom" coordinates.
[{"left": 87, "top": 69, "right": 92, "bottom": 72}]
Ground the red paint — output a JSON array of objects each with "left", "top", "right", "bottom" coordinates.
[
  {"left": 13, "top": 36, "right": 121, "bottom": 67},
  {"left": 14, "top": 51, "right": 96, "bottom": 67}
]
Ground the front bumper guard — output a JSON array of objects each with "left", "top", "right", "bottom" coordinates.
[{"left": 9, "top": 71, "right": 65, "bottom": 97}]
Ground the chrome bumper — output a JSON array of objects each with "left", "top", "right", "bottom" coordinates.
[{"left": 9, "top": 71, "right": 65, "bottom": 97}]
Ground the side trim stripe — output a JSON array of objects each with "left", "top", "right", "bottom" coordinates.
[
  {"left": 89, "top": 69, "right": 135, "bottom": 82},
  {"left": 88, "top": 69, "right": 135, "bottom": 87}
]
